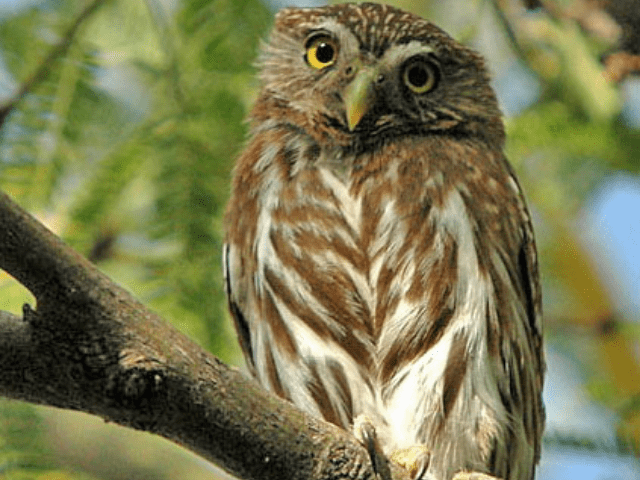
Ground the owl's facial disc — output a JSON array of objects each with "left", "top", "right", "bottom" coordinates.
[{"left": 341, "top": 42, "right": 441, "bottom": 133}]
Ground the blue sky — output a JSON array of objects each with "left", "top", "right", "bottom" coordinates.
[{"left": 581, "top": 174, "right": 640, "bottom": 319}]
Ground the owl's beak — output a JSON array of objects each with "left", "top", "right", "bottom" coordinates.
[{"left": 344, "top": 67, "right": 377, "bottom": 131}]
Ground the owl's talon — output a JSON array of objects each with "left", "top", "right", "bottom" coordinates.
[
  {"left": 390, "top": 445, "right": 432, "bottom": 480},
  {"left": 451, "top": 472, "right": 502, "bottom": 480},
  {"left": 353, "top": 415, "right": 391, "bottom": 480},
  {"left": 353, "top": 414, "right": 377, "bottom": 466}
]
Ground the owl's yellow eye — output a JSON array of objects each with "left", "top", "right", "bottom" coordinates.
[
  {"left": 305, "top": 35, "right": 338, "bottom": 69},
  {"left": 402, "top": 59, "right": 439, "bottom": 94}
]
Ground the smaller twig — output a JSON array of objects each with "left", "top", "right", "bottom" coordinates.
[
  {"left": 0, "top": 0, "right": 110, "bottom": 129},
  {"left": 488, "top": 0, "right": 528, "bottom": 60},
  {"left": 603, "top": 52, "right": 640, "bottom": 83}
]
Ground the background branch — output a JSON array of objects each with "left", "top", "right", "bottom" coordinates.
[{"left": 0, "top": 0, "right": 110, "bottom": 129}]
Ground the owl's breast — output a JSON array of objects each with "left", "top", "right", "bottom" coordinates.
[{"left": 263, "top": 163, "right": 376, "bottom": 335}]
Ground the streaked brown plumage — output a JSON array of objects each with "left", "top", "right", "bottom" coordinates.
[{"left": 224, "top": 3, "right": 545, "bottom": 480}]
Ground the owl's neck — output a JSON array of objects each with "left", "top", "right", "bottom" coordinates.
[{"left": 250, "top": 113, "right": 507, "bottom": 200}]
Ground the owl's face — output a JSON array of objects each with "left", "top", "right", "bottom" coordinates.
[{"left": 254, "top": 3, "right": 504, "bottom": 150}]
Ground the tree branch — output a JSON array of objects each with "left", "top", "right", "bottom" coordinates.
[{"left": 0, "top": 191, "right": 408, "bottom": 480}]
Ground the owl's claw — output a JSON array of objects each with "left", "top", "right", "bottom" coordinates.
[
  {"left": 353, "top": 415, "right": 392, "bottom": 480},
  {"left": 451, "top": 473, "right": 502, "bottom": 480},
  {"left": 353, "top": 416, "right": 433, "bottom": 480},
  {"left": 389, "top": 445, "right": 432, "bottom": 480}
]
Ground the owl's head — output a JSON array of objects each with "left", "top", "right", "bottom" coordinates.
[{"left": 253, "top": 3, "right": 504, "bottom": 150}]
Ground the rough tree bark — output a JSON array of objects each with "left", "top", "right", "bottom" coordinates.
[{"left": 0, "top": 190, "right": 411, "bottom": 480}]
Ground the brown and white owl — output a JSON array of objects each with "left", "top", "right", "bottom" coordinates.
[{"left": 224, "top": 3, "right": 545, "bottom": 480}]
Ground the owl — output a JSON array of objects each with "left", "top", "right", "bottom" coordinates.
[{"left": 223, "top": 3, "right": 545, "bottom": 480}]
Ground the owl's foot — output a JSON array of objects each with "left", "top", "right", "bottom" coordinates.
[
  {"left": 389, "top": 445, "right": 432, "bottom": 480},
  {"left": 451, "top": 472, "right": 502, "bottom": 480},
  {"left": 353, "top": 415, "right": 392, "bottom": 480}
]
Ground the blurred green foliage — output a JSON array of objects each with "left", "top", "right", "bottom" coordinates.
[
  {"left": 0, "top": 400, "right": 100, "bottom": 480},
  {"left": 0, "top": 0, "right": 269, "bottom": 477},
  {"left": 1, "top": 0, "right": 270, "bottom": 356}
]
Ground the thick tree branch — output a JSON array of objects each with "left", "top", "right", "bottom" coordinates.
[{"left": 0, "top": 191, "right": 409, "bottom": 480}]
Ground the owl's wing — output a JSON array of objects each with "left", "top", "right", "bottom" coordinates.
[
  {"left": 504, "top": 169, "right": 546, "bottom": 464},
  {"left": 518, "top": 208, "right": 546, "bottom": 457},
  {"left": 223, "top": 242, "right": 257, "bottom": 376},
  {"left": 519, "top": 217, "right": 544, "bottom": 367}
]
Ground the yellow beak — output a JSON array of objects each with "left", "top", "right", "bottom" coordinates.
[{"left": 344, "top": 67, "right": 377, "bottom": 131}]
